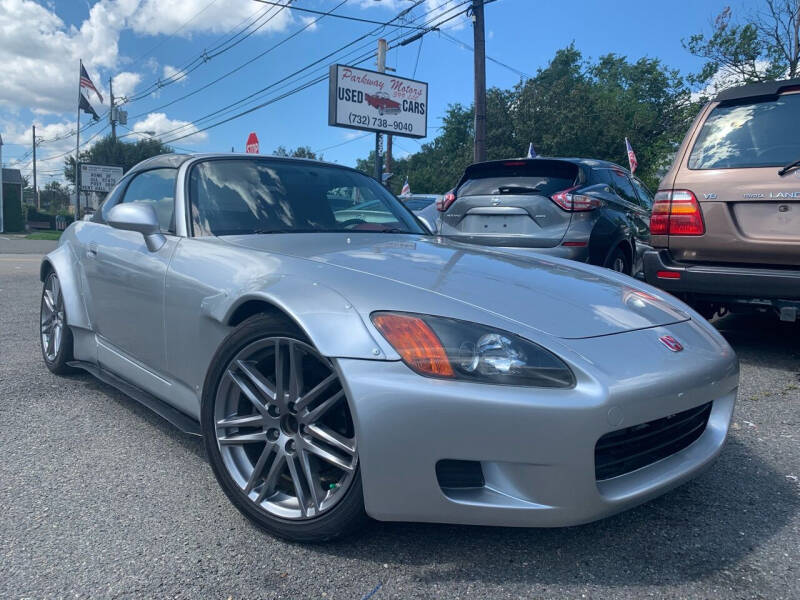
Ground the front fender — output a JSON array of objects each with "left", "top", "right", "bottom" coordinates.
[
  {"left": 203, "top": 275, "right": 395, "bottom": 361},
  {"left": 40, "top": 241, "right": 91, "bottom": 330}
]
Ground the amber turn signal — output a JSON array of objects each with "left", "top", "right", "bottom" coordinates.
[{"left": 371, "top": 313, "right": 455, "bottom": 377}]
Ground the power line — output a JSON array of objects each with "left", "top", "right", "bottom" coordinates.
[
  {"left": 438, "top": 30, "right": 531, "bottom": 79},
  {"left": 127, "top": 0, "right": 348, "bottom": 121},
  {"left": 315, "top": 133, "right": 371, "bottom": 154},
  {"left": 251, "top": 0, "right": 427, "bottom": 29},
  {"left": 144, "top": 1, "right": 467, "bottom": 144}
]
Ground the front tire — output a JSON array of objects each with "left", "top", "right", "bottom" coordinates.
[
  {"left": 40, "top": 272, "right": 76, "bottom": 375},
  {"left": 201, "top": 314, "right": 367, "bottom": 542}
]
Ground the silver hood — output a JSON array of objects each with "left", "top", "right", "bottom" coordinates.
[{"left": 222, "top": 233, "right": 690, "bottom": 339}]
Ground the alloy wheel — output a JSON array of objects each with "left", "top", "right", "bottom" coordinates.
[
  {"left": 41, "top": 273, "right": 65, "bottom": 362},
  {"left": 214, "top": 337, "right": 358, "bottom": 520},
  {"left": 612, "top": 256, "right": 627, "bottom": 273}
]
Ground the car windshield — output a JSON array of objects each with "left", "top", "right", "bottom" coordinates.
[
  {"left": 189, "top": 158, "right": 425, "bottom": 236},
  {"left": 457, "top": 160, "right": 579, "bottom": 197},
  {"left": 688, "top": 93, "right": 800, "bottom": 169}
]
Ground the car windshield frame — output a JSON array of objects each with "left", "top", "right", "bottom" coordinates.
[
  {"left": 687, "top": 93, "right": 800, "bottom": 170},
  {"left": 186, "top": 156, "right": 427, "bottom": 237}
]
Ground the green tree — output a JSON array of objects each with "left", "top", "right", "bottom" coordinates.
[
  {"left": 357, "top": 45, "right": 696, "bottom": 192},
  {"left": 684, "top": 2, "right": 799, "bottom": 94},
  {"left": 63, "top": 135, "right": 174, "bottom": 184},
  {"left": 38, "top": 181, "right": 71, "bottom": 213},
  {"left": 273, "top": 145, "right": 319, "bottom": 159}
]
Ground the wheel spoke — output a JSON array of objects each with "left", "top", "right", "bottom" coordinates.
[
  {"left": 52, "top": 324, "right": 62, "bottom": 355},
  {"left": 255, "top": 452, "right": 285, "bottom": 504},
  {"left": 43, "top": 290, "right": 55, "bottom": 313},
  {"left": 228, "top": 368, "right": 270, "bottom": 416},
  {"left": 244, "top": 445, "right": 275, "bottom": 494},
  {"left": 274, "top": 340, "right": 285, "bottom": 407},
  {"left": 288, "top": 341, "right": 304, "bottom": 402},
  {"left": 216, "top": 414, "right": 265, "bottom": 429},
  {"left": 305, "top": 423, "right": 356, "bottom": 456},
  {"left": 218, "top": 430, "right": 267, "bottom": 445},
  {"left": 302, "top": 437, "right": 355, "bottom": 472},
  {"left": 286, "top": 453, "right": 309, "bottom": 517},
  {"left": 235, "top": 359, "right": 276, "bottom": 402},
  {"left": 295, "top": 373, "right": 338, "bottom": 412},
  {"left": 46, "top": 325, "right": 56, "bottom": 355},
  {"left": 51, "top": 276, "right": 61, "bottom": 306},
  {"left": 299, "top": 450, "right": 322, "bottom": 512},
  {"left": 303, "top": 389, "right": 345, "bottom": 424}
]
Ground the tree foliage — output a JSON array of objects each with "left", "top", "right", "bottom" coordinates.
[
  {"left": 273, "top": 145, "right": 319, "bottom": 160},
  {"left": 38, "top": 181, "right": 71, "bottom": 213},
  {"left": 684, "top": 1, "right": 800, "bottom": 93},
  {"left": 63, "top": 135, "right": 174, "bottom": 184},
  {"left": 363, "top": 45, "right": 696, "bottom": 194}
]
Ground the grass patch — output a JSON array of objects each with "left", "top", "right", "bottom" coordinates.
[{"left": 26, "top": 230, "right": 62, "bottom": 241}]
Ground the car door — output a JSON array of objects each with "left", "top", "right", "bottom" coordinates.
[
  {"left": 606, "top": 168, "right": 647, "bottom": 245},
  {"left": 84, "top": 167, "right": 180, "bottom": 373}
]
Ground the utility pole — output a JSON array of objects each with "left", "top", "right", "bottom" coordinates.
[
  {"left": 32, "top": 125, "right": 38, "bottom": 209},
  {"left": 109, "top": 76, "right": 116, "bottom": 142},
  {"left": 374, "top": 38, "right": 387, "bottom": 181},
  {"left": 472, "top": 0, "right": 487, "bottom": 163}
]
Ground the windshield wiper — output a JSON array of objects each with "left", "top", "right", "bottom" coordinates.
[
  {"left": 495, "top": 185, "right": 543, "bottom": 195},
  {"left": 778, "top": 158, "right": 800, "bottom": 176}
]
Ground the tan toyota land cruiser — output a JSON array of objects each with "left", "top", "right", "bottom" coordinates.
[{"left": 643, "top": 78, "right": 800, "bottom": 322}]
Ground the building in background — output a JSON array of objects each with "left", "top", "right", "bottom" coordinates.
[{"left": 1, "top": 167, "right": 24, "bottom": 232}]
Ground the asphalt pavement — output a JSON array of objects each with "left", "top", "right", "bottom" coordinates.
[{"left": 1, "top": 252, "right": 798, "bottom": 599}]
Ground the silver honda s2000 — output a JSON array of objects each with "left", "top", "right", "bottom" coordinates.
[{"left": 39, "top": 154, "right": 738, "bottom": 542}]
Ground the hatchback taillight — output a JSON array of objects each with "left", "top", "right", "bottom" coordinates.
[
  {"left": 651, "top": 190, "right": 705, "bottom": 236},
  {"left": 550, "top": 186, "right": 600, "bottom": 211},
  {"left": 437, "top": 191, "right": 456, "bottom": 212}
]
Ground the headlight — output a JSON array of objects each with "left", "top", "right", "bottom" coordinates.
[{"left": 371, "top": 312, "right": 575, "bottom": 388}]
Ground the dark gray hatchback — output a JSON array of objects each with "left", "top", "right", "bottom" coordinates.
[{"left": 435, "top": 158, "right": 654, "bottom": 276}]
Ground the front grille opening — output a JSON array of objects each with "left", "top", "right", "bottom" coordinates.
[
  {"left": 595, "top": 402, "right": 712, "bottom": 481},
  {"left": 436, "top": 460, "right": 485, "bottom": 489}
]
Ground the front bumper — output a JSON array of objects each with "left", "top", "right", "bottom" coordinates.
[
  {"left": 643, "top": 249, "right": 800, "bottom": 301},
  {"left": 336, "top": 319, "right": 738, "bottom": 527}
]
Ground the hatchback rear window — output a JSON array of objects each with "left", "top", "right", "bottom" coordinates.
[
  {"left": 688, "top": 93, "right": 800, "bottom": 169},
  {"left": 457, "top": 160, "right": 579, "bottom": 197}
]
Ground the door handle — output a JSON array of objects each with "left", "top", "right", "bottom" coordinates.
[{"left": 88, "top": 241, "right": 98, "bottom": 257}]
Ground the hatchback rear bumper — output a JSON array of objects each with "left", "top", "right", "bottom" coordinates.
[{"left": 643, "top": 249, "right": 800, "bottom": 300}]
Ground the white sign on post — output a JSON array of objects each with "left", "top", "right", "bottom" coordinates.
[
  {"left": 80, "top": 164, "right": 124, "bottom": 193},
  {"left": 328, "top": 64, "right": 428, "bottom": 139}
]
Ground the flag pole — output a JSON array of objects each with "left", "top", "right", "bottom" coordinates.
[{"left": 75, "top": 59, "right": 82, "bottom": 220}]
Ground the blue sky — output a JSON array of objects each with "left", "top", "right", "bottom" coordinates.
[{"left": 0, "top": 0, "right": 742, "bottom": 182}]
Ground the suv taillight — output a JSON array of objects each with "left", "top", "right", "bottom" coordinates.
[
  {"left": 437, "top": 191, "right": 456, "bottom": 212},
  {"left": 550, "top": 186, "right": 600, "bottom": 211},
  {"left": 651, "top": 190, "right": 705, "bottom": 236}
]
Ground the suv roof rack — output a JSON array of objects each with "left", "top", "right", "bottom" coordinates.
[{"left": 714, "top": 77, "right": 800, "bottom": 103}]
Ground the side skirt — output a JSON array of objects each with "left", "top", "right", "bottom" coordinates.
[{"left": 67, "top": 360, "right": 202, "bottom": 436}]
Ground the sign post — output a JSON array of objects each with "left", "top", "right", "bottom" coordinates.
[
  {"left": 246, "top": 132, "right": 259, "bottom": 154},
  {"left": 80, "top": 164, "right": 123, "bottom": 194},
  {"left": 328, "top": 64, "right": 428, "bottom": 145}
]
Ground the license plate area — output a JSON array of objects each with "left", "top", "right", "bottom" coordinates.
[
  {"left": 459, "top": 214, "right": 534, "bottom": 234},
  {"left": 732, "top": 202, "right": 799, "bottom": 241}
]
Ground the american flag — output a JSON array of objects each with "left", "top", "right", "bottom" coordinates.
[
  {"left": 80, "top": 63, "right": 103, "bottom": 103},
  {"left": 527, "top": 142, "right": 537, "bottom": 159},
  {"left": 625, "top": 137, "right": 638, "bottom": 174},
  {"left": 401, "top": 176, "right": 411, "bottom": 196}
]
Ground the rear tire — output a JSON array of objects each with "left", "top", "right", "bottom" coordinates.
[
  {"left": 40, "top": 272, "right": 77, "bottom": 375},
  {"left": 605, "top": 246, "right": 631, "bottom": 276},
  {"left": 202, "top": 314, "right": 368, "bottom": 543}
]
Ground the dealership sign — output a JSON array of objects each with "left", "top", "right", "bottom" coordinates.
[
  {"left": 246, "top": 132, "right": 259, "bottom": 154},
  {"left": 328, "top": 64, "right": 428, "bottom": 139},
  {"left": 79, "top": 164, "right": 123, "bottom": 193}
]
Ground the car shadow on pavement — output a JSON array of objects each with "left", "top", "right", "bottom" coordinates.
[
  {"left": 714, "top": 312, "right": 800, "bottom": 373},
  {"left": 317, "top": 438, "right": 798, "bottom": 587}
]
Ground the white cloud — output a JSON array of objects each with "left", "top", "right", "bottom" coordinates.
[
  {"left": 132, "top": 112, "right": 207, "bottom": 144},
  {"left": 299, "top": 16, "right": 318, "bottom": 32},
  {"left": 112, "top": 71, "right": 142, "bottom": 99},
  {"left": 162, "top": 64, "right": 188, "bottom": 85},
  {"left": 128, "top": 0, "right": 294, "bottom": 37}
]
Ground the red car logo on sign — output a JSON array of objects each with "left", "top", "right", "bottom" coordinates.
[{"left": 658, "top": 335, "right": 683, "bottom": 352}]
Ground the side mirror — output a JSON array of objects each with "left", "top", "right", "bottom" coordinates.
[{"left": 107, "top": 203, "right": 166, "bottom": 252}]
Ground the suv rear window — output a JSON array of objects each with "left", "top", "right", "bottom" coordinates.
[
  {"left": 457, "top": 160, "right": 579, "bottom": 197},
  {"left": 688, "top": 93, "right": 800, "bottom": 169}
]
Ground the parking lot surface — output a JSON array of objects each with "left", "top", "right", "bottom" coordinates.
[{"left": 1, "top": 253, "right": 798, "bottom": 599}]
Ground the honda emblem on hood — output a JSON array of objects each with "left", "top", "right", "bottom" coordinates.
[{"left": 659, "top": 335, "right": 683, "bottom": 352}]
